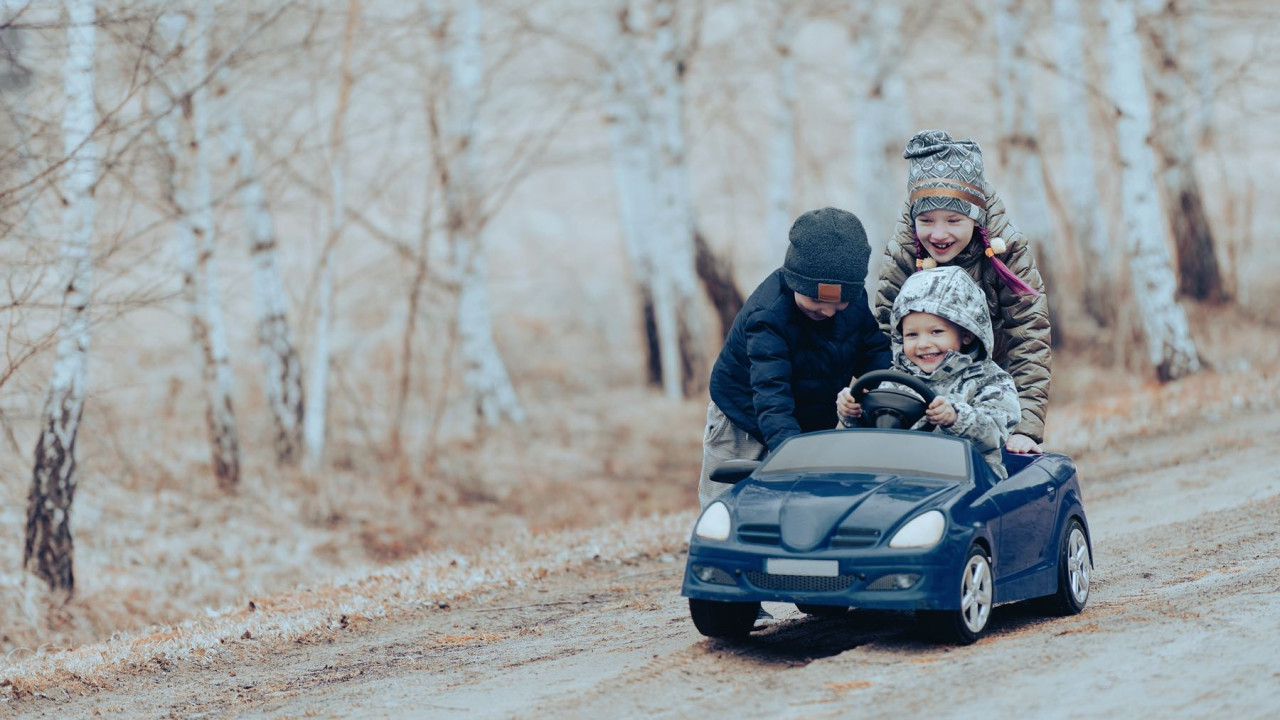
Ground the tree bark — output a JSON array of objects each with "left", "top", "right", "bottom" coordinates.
[
  {"left": 221, "top": 114, "right": 305, "bottom": 466},
  {"left": 1140, "top": 0, "right": 1226, "bottom": 303},
  {"left": 1102, "top": 0, "right": 1201, "bottom": 381},
  {"left": 765, "top": 4, "right": 797, "bottom": 257},
  {"left": 158, "top": 6, "right": 241, "bottom": 490},
  {"left": 693, "top": 229, "right": 742, "bottom": 340},
  {"left": 1053, "top": 0, "right": 1115, "bottom": 326},
  {"left": 25, "top": 0, "right": 97, "bottom": 596},
  {"left": 995, "top": 0, "right": 1065, "bottom": 345},
  {"left": 848, "top": 0, "right": 908, "bottom": 285},
  {"left": 305, "top": 0, "right": 360, "bottom": 467},
  {"left": 440, "top": 0, "right": 525, "bottom": 426}
]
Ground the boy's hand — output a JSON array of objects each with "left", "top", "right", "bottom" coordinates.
[
  {"left": 924, "top": 396, "right": 957, "bottom": 427},
  {"left": 836, "top": 387, "right": 862, "bottom": 426}
]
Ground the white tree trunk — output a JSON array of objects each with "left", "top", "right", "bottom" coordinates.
[
  {"left": 1102, "top": 0, "right": 1201, "bottom": 380},
  {"left": 994, "top": 0, "right": 1058, "bottom": 269},
  {"left": 1052, "top": 0, "right": 1113, "bottom": 324},
  {"left": 765, "top": 4, "right": 797, "bottom": 257},
  {"left": 443, "top": 0, "right": 525, "bottom": 425},
  {"left": 848, "top": 0, "right": 907, "bottom": 286},
  {"left": 190, "top": 3, "right": 240, "bottom": 489},
  {"left": 221, "top": 114, "right": 304, "bottom": 466},
  {"left": 25, "top": 0, "right": 96, "bottom": 595},
  {"left": 305, "top": 0, "right": 359, "bottom": 466},
  {"left": 640, "top": 0, "right": 707, "bottom": 397},
  {"left": 158, "top": 7, "right": 241, "bottom": 489},
  {"left": 1140, "top": 0, "right": 1224, "bottom": 302},
  {"left": 600, "top": 0, "right": 667, "bottom": 387}
]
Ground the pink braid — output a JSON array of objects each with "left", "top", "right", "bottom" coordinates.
[{"left": 979, "top": 226, "right": 1040, "bottom": 296}]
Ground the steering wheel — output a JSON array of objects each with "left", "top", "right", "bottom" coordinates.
[{"left": 848, "top": 369, "right": 937, "bottom": 431}]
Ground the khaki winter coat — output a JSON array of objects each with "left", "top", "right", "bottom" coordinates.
[{"left": 874, "top": 191, "right": 1051, "bottom": 443}]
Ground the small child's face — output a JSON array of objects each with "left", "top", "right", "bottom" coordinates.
[
  {"left": 914, "top": 209, "right": 977, "bottom": 264},
  {"left": 794, "top": 292, "right": 849, "bottom": 321},
  {"left": 901, "top": 311, "right": 973, "bottom": 372}
]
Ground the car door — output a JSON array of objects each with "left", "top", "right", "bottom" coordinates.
[{"left": 988, "top": 463, "right": 1060, "bottom": 590}]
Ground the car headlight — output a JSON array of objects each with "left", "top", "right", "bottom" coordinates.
[
  {"left": 888, "top": 510, "right": 946, "bottom": 549},
  {"left": 694, "top": 502, "right": 731, "bottom": 541}
]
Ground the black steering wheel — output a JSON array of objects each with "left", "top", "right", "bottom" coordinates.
[{"left": 848, "top": 369, "right": 937, "bottom": 431}]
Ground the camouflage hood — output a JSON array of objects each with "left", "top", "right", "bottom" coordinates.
[{"left": 891, "top": 266, "right": 995, "bottom": 358}]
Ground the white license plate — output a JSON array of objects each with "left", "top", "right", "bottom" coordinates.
[{"left": 765, "top": 559, "right": 839, "bottom": 577}]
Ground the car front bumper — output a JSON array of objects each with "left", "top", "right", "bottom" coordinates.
[{"left": 682, "top": 540, "right": 970, "bottom": 611}]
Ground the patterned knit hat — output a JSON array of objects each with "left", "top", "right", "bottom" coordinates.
[
  {"left": 782, "top": 207, "right": 870, "bottom": 304},
  {"left": 904, "top": 130, "right": 989, "bottom": 226}
]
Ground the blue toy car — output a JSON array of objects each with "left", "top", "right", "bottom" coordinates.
[{"left": 682, "top": 370, "right": 1092, "bottom": 644}]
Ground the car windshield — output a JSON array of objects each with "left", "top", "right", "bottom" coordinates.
[{"left": 757, "top": 431, "right": 970, "bottom": 482}]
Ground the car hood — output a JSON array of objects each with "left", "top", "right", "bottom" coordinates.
[{"left": 732, "top": 474, "right": 961, "bottom": 552}]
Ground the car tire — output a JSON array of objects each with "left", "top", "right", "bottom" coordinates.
[
  {"left": 689, "top": 598, "right": 760, "bottom": 638},
  {"left": 1042, "top": 518, "right": 1091, "bottom": 616},
  {"left": 796, "top": 603, "right": 848, "bottom": 617},
  {"left": 918, "top": 544, "right": 993, "bottom": 645}
]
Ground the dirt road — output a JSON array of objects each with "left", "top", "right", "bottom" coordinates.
[{"left": 9, "top": 407, "right": 1280, "bottom": 719}]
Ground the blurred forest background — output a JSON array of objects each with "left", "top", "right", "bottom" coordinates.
[{"left": 2, "top": 0, "right": 1279, "bottom": 654}]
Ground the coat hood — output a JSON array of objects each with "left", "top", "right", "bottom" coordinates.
[{"left": 891, "top": 265, "right": 995, "bottom": 357}]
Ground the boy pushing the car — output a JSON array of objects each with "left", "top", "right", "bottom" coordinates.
[
  {"left": 699, "top": 207, "right": 892, "bottom": 508},
  {"left": 838, "top": 266, "right": 1020, "bottom": 479}
]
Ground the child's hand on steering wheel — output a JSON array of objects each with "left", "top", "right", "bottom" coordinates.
[{"left": 924, "top": 396, "right": 957, "bottom": 427}]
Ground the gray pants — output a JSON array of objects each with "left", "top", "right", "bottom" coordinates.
[{"left": 697, "top": 402, "right": 767, "bottom": 508}]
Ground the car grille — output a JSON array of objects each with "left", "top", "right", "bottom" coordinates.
[
  {"left": 831, "top": 527, "right": 880, "bottom": 548},
  {"left": 738, "top": 524, "right": 781, "bottom": 545},
  {"left": 745, "top": 571, "right": 857, "bottom": 592}
]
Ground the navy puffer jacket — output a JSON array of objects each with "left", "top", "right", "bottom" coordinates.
[{"left": 709, "top": 269, "right": 892, "bottom": 451}]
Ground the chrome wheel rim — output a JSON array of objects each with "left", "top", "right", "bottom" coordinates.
[
  {"left": 1066, "top": 526, "right": 1091, "bottom": 605},
  {"left": 960, "top": 553, "right": 992, "bottom": 633}
]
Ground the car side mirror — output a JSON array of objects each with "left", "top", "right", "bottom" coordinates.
[{"left": 710, "top": 459, "right": 760, "bottom": 485}]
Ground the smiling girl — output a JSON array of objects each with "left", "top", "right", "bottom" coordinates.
[{"left": 873, "top": 130, "right": 1050, "bottom": 455}]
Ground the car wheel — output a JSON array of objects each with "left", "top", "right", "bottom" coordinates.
[
  {"left": 1043, "top": 518, "right": 1091, "bottom": 615},
  {"left": 919, "top": 544, "right": 993, "bottom": 645},
  {"left": 688, "top": 598, "right": 760, "bottom": 638},
  {"left": 796, "top": 603, "right": 848, "bottom": 617}
]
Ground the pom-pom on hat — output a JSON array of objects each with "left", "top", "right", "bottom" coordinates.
[
  {"left": 904, "top": 129, "right": 989, "bottom": 226},
  {"left": 782, "top": 207, "right": 870, "bottom": 305}
]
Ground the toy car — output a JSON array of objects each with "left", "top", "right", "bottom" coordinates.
[{"left": 682, "top": 370, "right": 1092, "bottom": 644}]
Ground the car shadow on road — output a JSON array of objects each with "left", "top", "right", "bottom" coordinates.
[{"left": 703, "top": 603, "right": 1061, "bottom": 666}]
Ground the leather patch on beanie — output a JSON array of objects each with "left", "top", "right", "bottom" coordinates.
[{"left": 817, "top": 283, "right": 842, "bottom": 302}]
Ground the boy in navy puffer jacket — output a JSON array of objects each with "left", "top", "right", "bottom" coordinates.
[{"left": 699, "top": 208, "right": 892, "bottom": 508}]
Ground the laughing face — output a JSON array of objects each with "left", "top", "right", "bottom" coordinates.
[
  {"left": 914, "top": 209, "right": 978, "bottom": 265},
  {"left": 901, "top": 311, "right": 974, "bottom": 373}
]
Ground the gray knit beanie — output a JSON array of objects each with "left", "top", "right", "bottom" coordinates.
[
  {"left": 782, "top": 207, "right": 869, "bottom": 304},
  {"left": 904, "top": 130, "right": 989, "bottom": 226}
]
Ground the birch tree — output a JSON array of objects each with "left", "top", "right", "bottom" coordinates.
[
  {"left": 994, "top": 0, "right": 1064, "bottom": 337},
  {"left": 1102, "top": 0, "right": 1201, "bottom": 380},
  {"left": 157, "top": 5, "right": 241, "bottom": 490},
  {"left": 643, "top": 0, "right": 710, "bottom": 395},
  {"left": 221, "top": 112, "right": 305, "bottom": 466},
  {"left": 764, "top": 1, "right": 798, "bottom": 255},
  {"left": 600, "top": 0, "right": 671, "bottom": 389},
  {"left": 599, "top": 0, "right": 711, "bottom": 398},
  {"left": 1052, "top": 0, "right": 1114, "bottom": 325},
  {"left": 25, "top": 0, "right": 96, "bottom": 595},
  {"left": 1140, "top": 0, "right": 1225, "bottom": 302},
  {"left": 846, "top": 0, "right": 909, "bottom": 282},
  {"left": 304, "top": 0, "right": 359, "bottom": 467},
  {"left": 432, "top": 0, "right": 525, "bottom": 425}
]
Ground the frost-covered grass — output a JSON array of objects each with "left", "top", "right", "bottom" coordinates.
[{"left": 0, "top": 509, "right": 696, "bottom": 697}]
